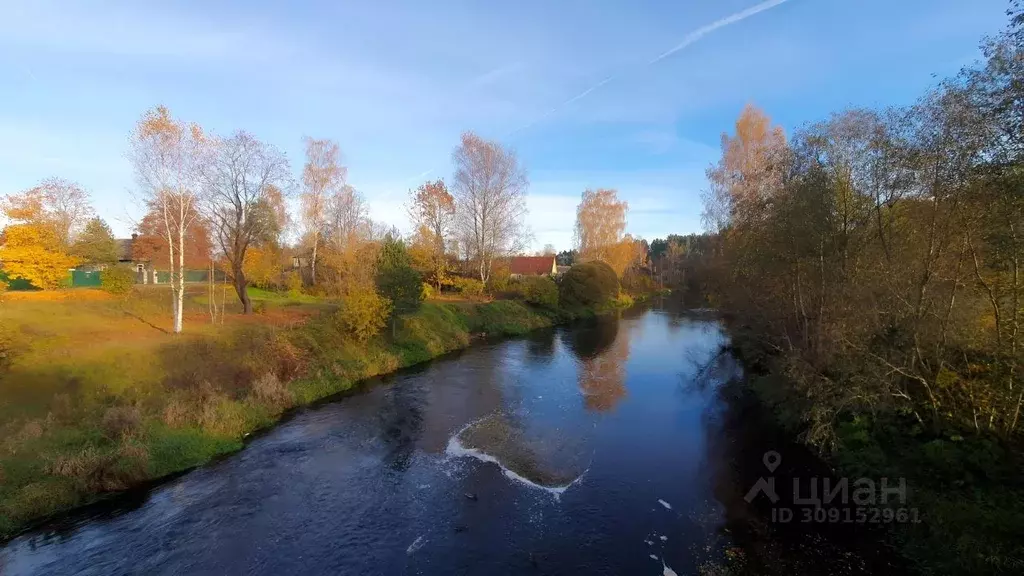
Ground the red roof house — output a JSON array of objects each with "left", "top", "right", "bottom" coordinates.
[{"left": 509, "top": 255, "right": 557, "bottom": 277}]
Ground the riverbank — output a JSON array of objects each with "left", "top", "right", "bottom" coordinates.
[
  {"left": 725, "top": 325, "right": 1024, "bottom": 576},
  {"left": 0, "top": 293, "right": 587, "bottom": 540}
]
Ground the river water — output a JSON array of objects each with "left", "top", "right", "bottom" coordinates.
[{"left": 0, "top": 307, "right": 899, "bottom": 575}]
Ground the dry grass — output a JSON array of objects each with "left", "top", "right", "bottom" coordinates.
[
  {"left": 101, "top": 406, "right": 142, "bottom": 439},
  {"left": 45, "top": 440, "right": 150, "bottom": 492},
  {"left": 249, "top": 372, "right": 292, "bottom": 411}
]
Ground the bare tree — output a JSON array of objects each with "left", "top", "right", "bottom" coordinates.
[
  {"left": 128, "top": 106, "right": 208, "bottom": 334},
  {"left": 451, "top": 132, "right": 529, "bottom": 283},
  {"left": 202, "top": 131, "right": 291, "bottom": 314},
  {"left": 301, "top": 137, "right": 346, "bottom": 285}
]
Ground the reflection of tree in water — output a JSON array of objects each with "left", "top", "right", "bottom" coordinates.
[
  {"left": 525, "top": 328, "right": 556, "bottom": 363},
  {"left": 565, "top": 316, "right": 629, "bottom": 412},
  {"left": 565, "top": 315, "right": 619, "bottom": 359},
  {"left": 376, "top": 383, "right": 426, "bottom": 471}
]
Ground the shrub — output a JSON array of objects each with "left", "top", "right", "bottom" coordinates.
[
  {"left": 519, "top": 276, "right": 558, "bottom": 308},
  {"left": 336, "top": 290, "right": 392, "bottom": 342},
  {"left": 284, "top": 271, "right": 303, "bottom": 298},
  {"left": 249, "top": 372, "right": 292, "bottom": 411},
  {"left": 421, "top": 282, "right": 436, "bottom": 300},
  {"left": 487, "top": 270, "right": 510, "bottom": 293},
  {"left": 101, "top": 405, "right": 142, "bottom": 439},
  {"left": 100, "top": 265, "right": 135, "bottom": 296},
  {"left": 451, "top": 276, "right": 485, "bottom": 298},
  {"left": 559, "top": 261, "right": 619, "bottom": 309}
]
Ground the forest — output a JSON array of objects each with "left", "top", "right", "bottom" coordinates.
[{"left": 685, "top": 3, "right": 1024, "bottom": 573}]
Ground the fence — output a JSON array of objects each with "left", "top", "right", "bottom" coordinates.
[{"left": 155, "top": 270, "right": 227, "bottom": 284}]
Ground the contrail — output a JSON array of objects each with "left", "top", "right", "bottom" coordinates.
[
  {"left": 406, "top": 0, "right": 791, "bottom": 180},
  {"left": 649, "top": 0, "right": 790, "bottom": 64},
  {"left": 509, "top": 0, "right": 790, "bottom": 137}
]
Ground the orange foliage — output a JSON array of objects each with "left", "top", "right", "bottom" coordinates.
[
  {"left": 0, "top": 224, "right": 81, "bottom": 289},
  {"left": 133, "top": 207, "right": 212, "bottom": 270}
]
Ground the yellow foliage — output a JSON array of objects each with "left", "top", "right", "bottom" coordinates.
[
  {"left": 0, "top": 224, "right": 81, "bottom": 289},
  {"left": 336, "top": 290, "right": 392, "bottom": 342},
  {"left": 242, "top": 246, "right": 282, "bottom": 288}
]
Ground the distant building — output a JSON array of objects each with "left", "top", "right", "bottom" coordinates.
[
  {"left": 116, "top": 234, "right": 155, "bottom": 284},
  {"left": 509, "top": 255, "right": 557, "bottom": 278}
]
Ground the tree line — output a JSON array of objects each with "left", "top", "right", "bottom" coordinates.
[
  {"left": 699, "top": 5, "right": 1024, "bottom": 444},
  {"left": 1, "top": 108, "right": 680, "bottom": 335}
]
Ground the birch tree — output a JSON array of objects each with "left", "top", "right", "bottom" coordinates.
[
  {"left": 128, "top": 106, "right": 207, "bottom": 334},
  {"left": 451, "top": 132, "right": 529, "bottom": 283},
  {"left": 301, "top": 137, "right": 346, "bottom": 286}
]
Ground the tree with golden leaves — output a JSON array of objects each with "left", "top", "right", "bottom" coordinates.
[
  {"left": 407, "top": 179, "right": 454, "bottom": 291},
  {"left": 702, "top": 103, "right": 788, "bottom": 232},
  {"left": 301, "top": 137, "right": 346, "bottom": 286},
  {"left": 2, "top": 178, "right": 93, "bottom": 250},
  {"left": 0, "top": 224, "right": 80, "bottom": 289},
  {"left": 574, "top": 188, "right": 635, "bottom": 276},
  {"left": 128, "top": 106, "right": 209, "bottom": 334}
]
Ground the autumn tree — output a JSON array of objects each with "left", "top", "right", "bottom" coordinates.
[
  {"left": 316, "top": 182, "right": 373, "bottom": 296},
  {"left": 3, "top": 178, "right": 93, "bottom": 250},
  {"left": 0, "top": 224, "right": 79, "bottom": 289},
  {"left": 71, "top": 217, "right": 119, "bottom": 264},
  {"left": 0, "top": 182, "right": 86, "bottom": 289},
  {"left": 451, "top": 132, "right": 529, "bottom": 283},
  {"left": 541, "top": 243, "right": 556, "bottom": 256},
  {"left": 132, "top": 203, "right": 213, "bottom": 270},
  {"left": 128, "top": 106, "right": 208, "bottom": 333},
  {"left": 202, "top": 131, "right": 291, "bottom": 314},
  {"left": 574, "top": 188, "right": 627, "bottom": 266},
  {"left": 407, "top": 179, "right": 454, "bottom": 291},
  {"left": 301, "top": 137, "right": 345, "bottom": 286},
  {"left": 702, "top": 103, "right": 788, "bottom": 232}
]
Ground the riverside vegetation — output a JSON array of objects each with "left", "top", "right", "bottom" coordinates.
[
  {"left": 657, "top": 4, "right": 1024, "bottom": 575},
  {"left": 0, "top": 258, "right": 632, "bottom": 540}
]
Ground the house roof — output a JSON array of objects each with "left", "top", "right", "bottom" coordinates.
[{"left": 509, "top": 255, "right": 556, "bottom": 275}]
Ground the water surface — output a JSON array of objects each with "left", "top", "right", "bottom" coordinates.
[{"left": 0, "top": 308, "right": 893, "bottom": 575}]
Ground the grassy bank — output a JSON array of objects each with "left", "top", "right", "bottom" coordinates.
[
  {"left": 728, "top": 328, "right": 1024, "bottom": 576},
  {"left": 0, "top": 288, "right": 564, "bottom": 540}
]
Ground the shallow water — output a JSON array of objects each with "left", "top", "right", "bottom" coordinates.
[{"left": 0, "top": 307, "right": 896, "bottom": 575}]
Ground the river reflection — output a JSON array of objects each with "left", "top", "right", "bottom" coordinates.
[{"left": 1, "top": 307, "right": 893, "bottom": 576}]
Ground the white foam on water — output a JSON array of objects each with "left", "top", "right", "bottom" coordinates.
[
  {"left": 662, "top": 560, "right": 678, "bottom": 576},
  {"left": 649, "top": 554, "right": 658, "bottom": 560},
  {"left": 406, "top": 535, "right": 426, "bottom": 555},
  {"left": 657, "top": 499, "right": 672, "bottom": 510},
  {"left": 644, "top": 539, "right": 653, "bottom": 546},
  {"left": 445, "top": 421, "right": 586, "bottom": 499},
  {"left": 659, "top": 535, "right": 667, "bottom": 541}
]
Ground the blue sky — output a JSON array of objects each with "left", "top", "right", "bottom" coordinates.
[{"left": 0, "top": 0, "right": 1010, "bottom": 250}]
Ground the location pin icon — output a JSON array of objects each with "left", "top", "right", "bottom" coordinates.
[{"left": 763, "top": 451, "right": 781, "bottom": 473}]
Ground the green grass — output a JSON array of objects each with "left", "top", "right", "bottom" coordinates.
[{"left": 0, "top": 295, "right": 569, "bottom": 539}]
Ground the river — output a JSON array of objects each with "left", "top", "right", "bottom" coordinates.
[{"left": 0, "top": 307, "right": 900, "bottom": 575}]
